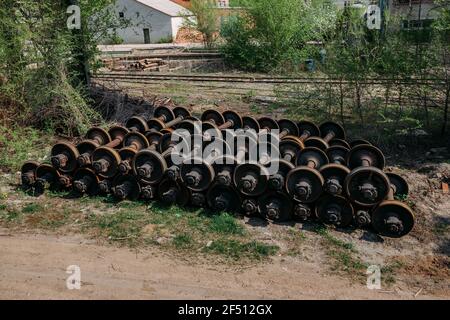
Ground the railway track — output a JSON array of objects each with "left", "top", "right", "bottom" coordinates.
[{"left": 93, "top": 72, "right": 447, "bottom": 86}]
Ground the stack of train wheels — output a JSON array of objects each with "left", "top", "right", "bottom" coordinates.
[{"left": 20, "top": 107, "right": 415, "bottom": 238}]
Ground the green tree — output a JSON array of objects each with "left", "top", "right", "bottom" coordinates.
[
  {"left": 183, "top": 0, "right": 218, "bottom": 48},
  {"left": 0, "top": 0, "right": 127, "bottom": 135},
  {"left": 220, "top": 0, "right": 337, "bottom": 72}
]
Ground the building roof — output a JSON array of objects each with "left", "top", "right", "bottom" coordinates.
[{"left": 135, "top": 0, "right": 191, "bottom": 17}]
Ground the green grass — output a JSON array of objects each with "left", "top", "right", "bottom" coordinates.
[
  {"left": 0, "top": 208, "right": 22, "bottom": 222},
  {"left": 0, "top": 125, "right": 51, "bottom": 172},
  {"left": 315, "top": 225, "right": 368, "bottom": 276},
  {"left": 0, "top": 191, "right": 278, "bottom": 261},
  {"left": 285, "top": 227, "right": 307, "bottom": 256},
  {"left": 381, "top": 260, "right": 405, "bottom": 286},
  {"left": 208, "top": 213, "right": 245, "bottom": 235},
  {"left": 205, "top": 239, "right": 279, "bottom": 260},
  {"left": 172, "top": 233, "right": 194, "bottom": 249},
  {"left": 22, "top": 203, "right": 44, "bottom": 214},
  {"left": 87, "top": 209, "right": 153, "bottom": 245}
]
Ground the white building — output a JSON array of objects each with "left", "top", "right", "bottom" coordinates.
[{"left": 110, "top": 0, "right": 192, "bottom": 44}]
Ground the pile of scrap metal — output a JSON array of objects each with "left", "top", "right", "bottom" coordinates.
[{"left": 20, "top": 107, "right": 415, "bottom": 238}]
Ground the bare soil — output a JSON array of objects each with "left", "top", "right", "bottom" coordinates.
[{"left": 0, "top": 230, "right": 445, "bottom": 300}]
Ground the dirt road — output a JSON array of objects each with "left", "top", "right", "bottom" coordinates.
[{"left": 0, "top": 230, "right": 443, "bottom": 300}]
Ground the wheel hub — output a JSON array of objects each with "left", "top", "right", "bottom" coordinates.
[
  {"left": 167, "top": 166, "right": 180, "bottom": 181},
  {"left": 325, "top": 178, "right": 342, "bottom": 195},
  {"left": 356, "top": 210, "right": 371, "bottom": 226},
  {"left": 115, "top": 182, "right": 131, "bottom": 200},
  {"left": 294, "top": 204, "right": 311, "bottom": 220},
  {"left": 119, "top": 161, "right": 132, "bottom": 174},
  {"left": 295, "top": 181, "right": 312, "bottom": 199},
  {"left": 243, "top": 199, "right": 257, "bottom": 214},
  {"left": 93, "top": 159, "right": 110, "bottom": 173},
  {"left": 241, "top": 175, "right": 257, "bottom": 192},
  {"left": 326, "top": 205, "right": 341, "bottom": 223},
  {"left": 359, "top": 182, "right": 378, "bottom": 201},
  {"left": 162, "top": 188, "right": 177, "bottom": 203},
  {"left": 385, "top": 216, "right": 404, "bottom": 234},
  {"left": 51, "top": 154, "right": 68, "bottom": 169},
  {"left": 99, "top": 180, "right": 111, "bottom": 193},
  {"left": 22, "top": 173, "right": 35, "bottom": 185},
  {"left": 217, "top": 172, "right": 232, "bottom": 186},
  {"left": 78, "top": 153, "right": 91, "bottom": 166},
  {"left": 137, "top": 163, "right": 154, "bottom": 178},
  {"left": 215, "top": 195, "right": 229, "bottom": 211},
  {"left": 59, "top": 176, "right": 72, "bottom": 188},
  {"left": 192, "top": 193, "right": 206, "bottom": 206},
  {"left": 141, "top": 185, "right": 155, "bottom": 200},
  {"left": 185, "top": 170, "right": 202, "bottom": 187},
  {"left": 266, "top": 201, "right": 281, "bottom": 220},
  {"left": 74, "top": 180, "right": 88, "bottom": 193},
  {"left": 269, "top": 174, "right": 284, "bottom": 190}
]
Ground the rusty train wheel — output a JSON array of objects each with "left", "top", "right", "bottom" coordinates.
[
  {"left": 258, "top": 191, "right": 293, "bottom": 222},
  {"left": 154, "top": 106, "right": 175, "bottom": 122},
  {"left": 223, "top": 110, "right": 243, "bottom": 129},
  {"left": 201, "top": 109, "right": 225, "bottom": 126},
  {"left": 180, "top": 157, "right": 215, "bottom": 192},
  {"left": 92, "top": 146, "right": 122, "bottom": 179},
  {"left": 126, "top": 116, "right": 149, "bottom": 133},
  {"left": 347, "top": 144, "right": 385, "bottom": 170},
  {"left": 20, "top": 161, "right": 40, "bottom": 187},
  {"left": 207, "top": 183, "right": 241, "bottom": 213},
  {"left": 73, "top": 167, "right": 100, "bottom": 196},
  {"left": 286, "top": 166, "right": 325, "bottom": 203},
  {"left": 316, "top": 195, "right": 354, "bottom": 228},
  {"left": 158, "top": 178, "right": 191, "bottom": 206},
  {"left": 278, "top": 119, "right": 299, "bottom": 136},
  {"left": 297, "top": 121, "right": 320, "bottom": 138},
  {"left": 344, "top": 166, "right": 390, "bottom": 207},
  {"left": 123, "top": 132, "right": 150, "bottom": 150},
  {"left": 86, "top": 127, "right": 111, "bottom": 145},
  {"left": 303, "top": 136, "right": 329, "bottom": 151},
  {"left": 242, "top": 116, "right": 260, "bottom": 132},
  {"left": 234, "top": 163, "right": 270, "bottom": 196},
  {"left": 326, "top": 145, "right": 350, "bottom": 165},
  {"left": 51, "top": 142, "right": 79, "bottom": 173},
  {"left": 320, "top": 163, "right": 350, "bottom": 196},
  {"left": 267, "top": 159, "right": 294, "bottom": 191},
  {"left": 132, "top": 149, "right": 167, "bottom": 185},
  {"left": 320, "top": 121, "right": 346, "bottom": 140},
  {"left": 371, "top": 200, "right": 414, "bottom": 238},
  {"left": 112, "top": 174, "right": 142, "bottom": 201},
  {"left": 329, "top": 138, "right": 351, "bottom": 149},
  {"left": 386, "top": 173, "right": 409, "bottom": 198}
]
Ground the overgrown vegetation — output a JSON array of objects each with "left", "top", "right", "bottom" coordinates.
[
  {"left": 0, "top": 192, "right": 278, "bottom": 262},
  {"left": 0, "top": 1, "right": 127, "bottom": 135},
  {"left": 0, "top": 125, "right": 51, "bottom": 171},
  {"left": 220, "top": 0, "right": 450, "bottom": 136},
  {"left": 183, "top": 0, "right": 219, "bottom": 48},
  {"left": 220, "top": 0, "right": 336, "bottom": 72},
  {"left": 315, "top": 225, "right": 368, "bottom": 277}
]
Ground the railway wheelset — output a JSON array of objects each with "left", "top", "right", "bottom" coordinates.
[{"left": 20, "top": 106, "right": 415, "bottom": 238}]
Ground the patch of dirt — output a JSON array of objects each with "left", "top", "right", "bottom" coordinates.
[{"left": 0, "top": 231, "right": 445, "bottom": 300}]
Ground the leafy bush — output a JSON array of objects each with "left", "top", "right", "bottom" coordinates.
[{"left": 220, "top": 0, "right": 337, "bottom": 72}]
